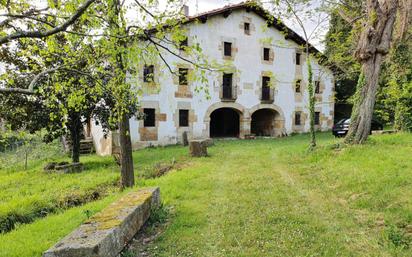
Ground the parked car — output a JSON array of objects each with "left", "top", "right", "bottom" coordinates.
[{"left": 332, "top": 118, "right": 383, "bottom": 137}]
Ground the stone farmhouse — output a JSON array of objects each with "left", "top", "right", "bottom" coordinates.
[{"left": 90, "top": 2, "right": 335, "bottom": 156}]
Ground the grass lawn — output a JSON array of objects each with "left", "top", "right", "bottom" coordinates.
[{"left": 1, "top": 132, "right": 412, "bottom": 256}]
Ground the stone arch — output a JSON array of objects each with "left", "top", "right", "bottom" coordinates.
[
  {"left": 248, "top": 103, "right": 285, "bottom": 121},
  {"left": 249, "top": 104, "right": 286, "bottom": 137},
  {"left": 203, "top": 102, "right": 249, "bottom": 138},
  {"left": 204, "top": 102, "right": 248, "bottom": 122}
]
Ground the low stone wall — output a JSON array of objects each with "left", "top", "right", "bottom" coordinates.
[{"left": 43, "top": 187, "right": 160, "bottom": 257}]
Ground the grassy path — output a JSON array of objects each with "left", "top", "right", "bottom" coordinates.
[
  {"left": 140, "top": 134, "right": 412, "bottom": 257},
  {"left": 1, "top": 133, "right": 411, "bottom": 256}
]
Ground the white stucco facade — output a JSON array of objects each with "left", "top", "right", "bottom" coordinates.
[{"left": 91, "top": 5, "right": 335, "bottom": 155}]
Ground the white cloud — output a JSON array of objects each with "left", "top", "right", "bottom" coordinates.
[{"left": 182, "top": 0, "right": 328, "bottom": 51}]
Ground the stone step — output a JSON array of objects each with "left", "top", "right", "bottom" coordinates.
[{"left": 43, "top": 187, "right": 161, "bottom": 257}]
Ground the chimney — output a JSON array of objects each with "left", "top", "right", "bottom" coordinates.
[{"left": 182, "top": 5, "right": 189, "bottom": 17}]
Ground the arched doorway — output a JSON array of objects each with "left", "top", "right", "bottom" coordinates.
[
  {"left": 251, "top": 109, "right": 279, "bottom": 137},
  {"left": 210, "top": 108, "right": 240, "bottom": 137}
]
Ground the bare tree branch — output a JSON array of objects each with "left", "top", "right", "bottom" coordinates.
[{"left": 0, "top": 0, "right": 96, "bottom": 45}]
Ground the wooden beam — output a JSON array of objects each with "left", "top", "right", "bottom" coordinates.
[{"left": 223, "top": 10, "right": 232, "bottom": 18}]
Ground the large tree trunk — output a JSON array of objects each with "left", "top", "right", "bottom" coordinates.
[
  {"left": 69, "top": 112, "right": 82, "bottom": 163},
  {"left": 108, "top": 0, "right": 135, "bottom": 188},
  {"left": 345, "top": 0, "right": 399, "bottom": 144},
  {"left": 119, "top": 113, "right": 134, "bottom": 188}
]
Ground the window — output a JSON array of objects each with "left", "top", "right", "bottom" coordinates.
[
  {"left": 143, "top": 65, "right": 154, "bottom": 82},
  {"left": 179, "top": 110, "right": 189, "bottom": 127},
  {"left": 179, "top": 37, "right": 188, "bottom": 50},
  {"left": 222, "top": 73, "right": 233, "bottom": 99},
  {"left": 224, "top": 42, "right": 232, "bottom": 56},
  {"left": 244, "top": 22, "right": 250, "bottom": 35},
  {"left": 262, "top": 76, "right": 271, "bottom": 100},
  {"left": 143, "top": 108, "right": 155, "bottom": 127},
  {"left": 295, "top": 112, "right": 301, "bottom": 126},
  {"left": 179, "top": 68, "right": 188, "bottom": 85},
  {"left": 263, "top": 48, "right": 270, "bottom": 61},
  {"left": 315, "top": 112, "right": 320, "bottom": 125},
  {"left": 296, "top": 53, "right": 301, "bottom": 65},
  {"left": 295, "top": 79, "right": 301, "bottom": 93},
  {"left": 315, "top": 81, "right": 320, "bottom": 94}
]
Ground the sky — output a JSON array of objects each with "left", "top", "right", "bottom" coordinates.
[{"left": 182, "top": 0, "right": 329, "bottom": 51}]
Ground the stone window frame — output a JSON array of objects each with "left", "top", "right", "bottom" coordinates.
[
  {"left": 292, "top": 108, "right": 307, "bottom": 132},
  {"left": 219, "top": 37, "right": 237, "bottom": 61},
  {"left": 214, "top": 66, "right": 241, "bottom": 102},
  {"left": 139, "top": 61, "right": 161, "bottom": 95},
  {"left": 238, "top": 16, "right": 255, "bottom": 36},
  {"left": 255, "top": 71, "right": 276, "bottom": 103},
  {"left": 173, "top": 63, "right": 193, "bottom": 98},
  {"left": 138, "top": 101, "right": 167, "bottom": 142},
  {"left": 261, "top": 45, "right": 274, "bottom": 65},
  {"left": 174, "top": 102, "right": 197, "bottom": 144}
]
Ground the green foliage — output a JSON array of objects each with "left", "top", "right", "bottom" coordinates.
[
  {"left": 147, "top": 203, "right": 170, "bottom": 226},
  {"left": 325, "top": 1, "right": 412, "bottom": 129},
  {"left": 348, "top": 71, "right": 365, "bottom": 121},
  {"left": 384, "top": 225, "right": 411, "bottom": 249},
  {"left": 0, "top": 145, "right": 120, "bottom": 233},
  {"left": 376, "top": 39, "right": 412, "bottom": 131}
]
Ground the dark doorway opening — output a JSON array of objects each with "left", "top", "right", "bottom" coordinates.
[
  {"left": 210, "top": 108, "right": 240, "bottom": 137},
  {"left": 251, "top": 109, "right": 277, "bottom": 136}
]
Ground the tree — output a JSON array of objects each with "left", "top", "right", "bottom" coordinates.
[
  {"left": 1, "top": 0, "right": 214, "bottom": 188},
  {"left": 0, "top": 32, "right": 115, "bottom": 163},
  {"left": 337, "top": 0, "right": 411, "bottom": 144},
  {"left": 0, "top": 0, "right": 96, "bottom": 45}
]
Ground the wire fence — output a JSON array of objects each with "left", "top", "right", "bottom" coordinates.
[{"left": 0, "top": 138, "right": 65, "bottom": 171}]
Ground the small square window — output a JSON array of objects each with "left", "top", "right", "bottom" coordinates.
[
  {"left": 296, "top": 53, "right": 301, "bottom": 65},
  {"left": 143, "top": 108, "right": 155, "bottom": 127},
  {"left": 179, "top": 110, "right": 189, "bottom": 127},
  {"left": 143, "top": 65, "right": 154, "bottom": 82},
  {"left": 295, "top": 79, "right": 301, "bottom": 93},
  {"left": 295, "top": 112, "right": 301, "bottom": 126},
  {"left": 179, "top": 37, "right": 188, "bottom": 50},
  {"left": 263, "top": 48, "right": 270, "bottom": 61},
  {"left": 315, "top": 81, "right": 320, "bottom": 94},
  {"left": 179, "top": 68, "right": 188, "bottom": 85},
  {"left": 224, "top": 42, "right": 232, "bottom": 56},
  {"left": 314, "top": 112, "right": 320, "bottom": 125},
  {"left": 244, "top": 22, "right": 250, "bottom": 35}
]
